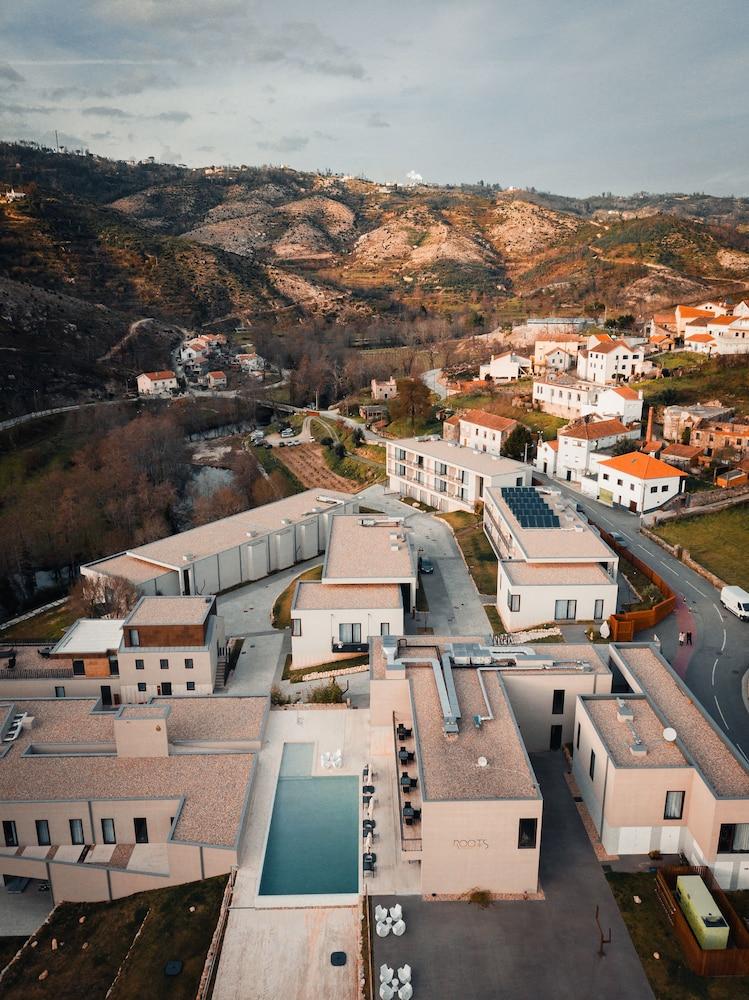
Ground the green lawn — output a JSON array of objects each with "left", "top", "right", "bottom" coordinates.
[
  {"left": 271, "top": 564, "right": 323, "bottom": 629},
  {"left": 654, "top": 351, "right": 709, "bottom": 372},
  {"left": 635, "top": 358, "right": 749, "bottom": 410},
  {"left": 282, "top": 652, "right": 369, "bottom": 683},
  {"left": 606, "top": 873, "right": 749, "bottom": 1000},
  {"left": 0, "top": 876, "right": 228, "bottom": 1000},
  {"left": 653, "top": 504, "right": 749, "bottom": 590},
  {"left": 438, "top": 511, "right": 498, "bottom": 595},
  {"left": 384, "top": 414, "right": 442, "bottom": 438},
  {"left": 0, "top": 600, "right": 78, "bottom": 641},
  {"left": 446, "top": 392, "right": 567, "bottom": 440},
  {"left": 483, "top": 604, "right": 505, "bottom": 635}
]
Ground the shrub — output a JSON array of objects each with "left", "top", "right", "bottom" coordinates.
[
  {"left": 270, "top": 684, "right": 291, "bottom": 705},
  {"left": 467, "top": 888, "right": 492, "bottom": 908},
  {"left": 307, "top": 679, "right": 344, "bottom": 704}
]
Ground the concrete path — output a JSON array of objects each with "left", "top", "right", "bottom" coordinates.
[
  {"left": 0, "top": 882, "right": 52, "bottom": 936},
  {"left": 372, "top": 753, "right": 654, "bottom": 1000}
]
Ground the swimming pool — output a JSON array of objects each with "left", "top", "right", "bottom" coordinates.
[{"left": 259, "top": 742, "right": 359, "bottom": 896}]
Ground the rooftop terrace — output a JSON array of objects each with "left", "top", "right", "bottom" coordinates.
[{"left": 323, "top": 515, "right": 415, "bottom": 581}]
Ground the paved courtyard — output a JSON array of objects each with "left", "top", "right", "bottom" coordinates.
[
  {"left": 0, "top": 881, "right": 53, "bottom": 936},
  {"left": 372, "top": 753, "right": 654, "bottom": 1000}
]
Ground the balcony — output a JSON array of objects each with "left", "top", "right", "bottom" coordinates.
[{"left": 331, "top": 641, "right": 369, "bottom": 654}]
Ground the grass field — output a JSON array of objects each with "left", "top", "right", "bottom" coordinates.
[
  {"left": 653, "top": 504, "right": 749, "bottom": 590},
  {"left": 0, "top": 600, "right": 77, "bottom": 640},
  {"left": 272, "top": 564, "right": 323, "bottom": 629},
  {"left": 282, "top": 652, "right": 369, "bottom": 683},
  {"left": 447, "top": 391, "right": 567, "bottom": 440},
  {"left": 483, "top": 604, "right": 505, "bottom": 635},
  {"left": 0, "top": 876, "right": 228, "bottom": 1000},
  {"left": 606, "top": 872, "right": 749, "bottom": 1000},
  {"left": 635, "top": 358, "right": 749, "bottom": 410},
  {"left": 438, "top": 510, "right": 498, "bottom": 595}
]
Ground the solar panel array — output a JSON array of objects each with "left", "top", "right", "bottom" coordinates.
[{"left": 500, "top": 487, "right": 560, "bottom": 529}]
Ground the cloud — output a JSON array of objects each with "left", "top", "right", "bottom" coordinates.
[
  {"left": 0, "top": 103, "right": 57, "bottom": 116},
  {"left": 81, "top": 105, "right": 134, "bottom": 119},
  {"left": 196, "top": 144, "right": 215, "bottom": 152},
  {"left": 153, "top": 110, "right": 191, "bottom": 123},
  {"left": 313, "top": 130, "right": 338, "bottom": 141},
  {"left": 89, "top": 131, "right": 114, "bottom": 140},
  {"left": 258, "top": 133, "right": 309, "bottom": 153},
  {"left": 367, "top": 112, "right": 390, "bottom": 129},
  {"left": 0, "top": 62, "right": 24, "bottom": 83}
]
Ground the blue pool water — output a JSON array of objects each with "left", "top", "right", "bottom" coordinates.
[{"left": 259, "top": 742, "right": 359, "bottom": 896}]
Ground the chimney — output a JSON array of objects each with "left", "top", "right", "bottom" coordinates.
[{"left": 646, "top": 405, "right": 654, "bottom": 443}]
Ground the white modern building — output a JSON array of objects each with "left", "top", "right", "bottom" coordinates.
[
  {"left": 136, "top": 371, "right": 178, "bottom": 396},
  {"left": 484, "top": 486, "right": 618, "bottom": 631},
  {"left": 479, "top": 351, "right": 532, "bottom": 382},
  {"left": 386, "top": 437, "right": 530, "bottom": 512},
  {"left": 444, "top": 409, "right": 517, "bottom": 457},
  {"left": 532, "top": 334, "right": 585, "bottom": 372},
  {"left": 586, "top": 452, "right": 685, "bottom": 512},
  {"left": 548, "top": 418, "right": 641, "bottom": 484},
  {"left": 81, "top": 490, "right": 357, "bottom": 597},
  {"left": 532, "top": 376, "right": 644, "bottom": 423},
  {"left": 576, "top": 334, "right": 653, "bottom": 385}
]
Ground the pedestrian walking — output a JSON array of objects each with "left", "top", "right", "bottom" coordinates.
[
  {"left": 678, "top": 631, "right": 685, "bottom": 646},
  {"left": 686, "top": 631, "right": 692, "bottom": 646}
]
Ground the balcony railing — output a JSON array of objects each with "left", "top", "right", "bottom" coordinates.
[{"left": 331, "top": 641, "right": 369, "bottom": 653}]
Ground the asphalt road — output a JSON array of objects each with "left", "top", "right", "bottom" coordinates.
[{"left": 534, "top": 472, "right": 749, "bottom": 762}]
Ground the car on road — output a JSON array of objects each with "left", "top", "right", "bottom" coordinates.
[
  {"left": 281, "top": 427, "right": 295, "bottom": 438},
  {"left": 608, "top": 531, "right": 628, "bottom": 546},
  {"left": 419, "top": 555, "right": 434, "bottom": 574}
]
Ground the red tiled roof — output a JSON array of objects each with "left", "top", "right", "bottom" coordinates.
[
  {"left": 678, "top": 306, "right": 716, "bottom": 318},
  {"left": 641, "top": 439, "right": 664, "bottom": 453},
  {"left": 611, "top": 385, "right": 639, "bottom": 400},
  {"left": 589, "top": 340, "right": 632, "bottom": 355},
  {"left": 661, "top": 443, "right": 703, "bottom": 460},
  {"left": 208, "top": 371, "right": 226, "bottom": 379},
  {"left": 685, "top": 333, "right": 716, "bottom": 344},
  {"left": 560, "top": 418, "right": 630, "bottom": 441},
  {"left": 459, "top": 409, "right": 518, "bottom": 433},
  {"left": 597, "top": 452, "right": 685, "bottom": 480},
  {"left": 707, "top": 315, "right": 734, "bottom": 327},
  {"left": 143, "top": 370, "right": 176, "bottom": 381}
]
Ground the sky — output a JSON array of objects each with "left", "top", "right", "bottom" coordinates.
[{"left": 1, "top": 0, "right": 747, "bottom": 196}]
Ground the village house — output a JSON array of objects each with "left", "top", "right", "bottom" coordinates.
[
  {"left": 691, "top": 419, "right": 749, "bottom": 460},
  {"left": 371, "top": 378, "right": 398, "bottom": 401},
  {"left": 206, "top": 370, "right": 227, "bottom": 389},
  {"left": 532, "top": 375, "right": 643, "bottom": 423},
  {"left": 484, "top": 485, "right": 619, "bottom": 631},
  {"left": 659, "top": 443, "right": 704, "bottom": 468},
  {"left": 662, "top": 401, "right": 734, "bottom": 442},
  {"left": 674, "top": 303, "right": 729, "bottom": 338},
  {"left": 686, "top": 314, "right": 749, "bottom": 355},
  {"left": 236, "top": 352, "right": 264, "bottom": 372},
  {"left": 586, "top": 452, "right": 685, "bottom": 512},
  {"left": 136, "top": 371, "right": 178, "bottom": 396},
  {"left": 532, "top": 333, "right": 586, "bottom": 372},
  {"left": 443, "top": 409, "right": 518, "bottom": 457},
  {"left": 543, "top": 417, "right": 641, "bottom": 484},
  {"left": 478, "top": 351, "right": 532, "bottom": 382},
  {"left": 576, "top": 333, "right": 653, "bottom": 385}
]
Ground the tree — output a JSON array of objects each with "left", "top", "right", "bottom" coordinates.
[
  {"left": 389, "top": 378, "right": 433, "bottom": 432},
  {"left": 610, "top": 438, "right": 639, "bottom": 457},
  {"left": 351, "top": 427, "right": 364, "bottom": 447},
  {"left": 681, "top": 426, "right": 692, "bottom": 445},
  {"left": 501, "top": 424, "right": 534, "bottom": 461}
]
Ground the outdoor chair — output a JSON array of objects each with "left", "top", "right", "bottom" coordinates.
[
  {"left": 389, "top": 903, "right": 403, "bottom": 921},
  {"left": 379, "top": 983, "right": 394, "bottom": 1000},
  {"left": 397, "top": 965, "right": 411, "bottom": 984},
  {"left": 376, "top": 921, "right": 390, "bottom": 937},
  {"left": 375, "top": 906, "right": 389, "bottom": 923},
  {"left": 392, "top": 918, "right": 406, "bottom": 936},
  {"left": 380, "top": 964, "right": 394, "bottom": 984},
  {"left": 398, "top": 982, "right": 413, "bottom": 1000}
]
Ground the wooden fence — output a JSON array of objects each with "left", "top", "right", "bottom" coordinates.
[
  {"left": 655, "top": 865, "right": 749, "bottom": 977},
  {"left": 593, "top": 525, "right": 677, "bottom": 641}
]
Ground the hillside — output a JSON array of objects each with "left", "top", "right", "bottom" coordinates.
[{"left": 2, "top": 141, "right": 749, "bottom": 415}]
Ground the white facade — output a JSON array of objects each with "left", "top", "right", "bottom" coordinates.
[
  {"left": 592, "top": 455, "right": 685, "bottom": 512},
  {"left": 479, "top": 352, "right": 531, "bottom": 382},
  {"left": 583, "top": 386, "right": 644, "bottom": 424},
  {"left": 386, "top": 438, "right": 530, "bottom": 512},
  {"left": 552, "top": 421, "right": 641, "bottom": 484},
  {"left": 290, "top": 588, "right": 404, "bottom": 668},
  {"left": 137, "top": 372, "right": 178, "bottom": 396},
  {"left": 455, "top": 412, "right": 516, "bottom": 457},
  {"left": 576, "top": 337, "right": 652, "bottom": 385}
]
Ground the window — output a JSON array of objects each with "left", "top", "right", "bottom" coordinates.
[
  {"left": 552, "top": 689, "right": 565, "bottom": 715},
  {"left": 55, "top": 686, "right": 65, "bottom": 698},
  {"left": 516, "top": 476, "right": 524, "bottom": 486},
  {"left": 661, "top": 484, "right": 669, "bottom": 492},
  {"left": 650, "top": 486, "right": 657, "bottom": 494},
  {"left": 380, "top": 622, "right": 390, "bottom": 636},
  {"left": 160, "top": 681, "right": 172, "bottom": 696},
  {"left": 576, "top": 723, "right": 581, "bottom": 750},
  {"left": 396, "top": 464, "right": 406, "bottom": 477},
  {"left": 291, "top": 619, "right": 301, "bottom": 636},
  {"left": 101, "top": 818, "right": 116, "bottom": 844},
  {"left": 507, "top": 593, "right": 520, "bottom": 613},
  {"left": 184, "top": 658, "right": 194, "bottom": 670},
  {"left": 718, "top": 823, "right": 749, "bottom": 853},
  {"left": 518, "top": 818, "right": 537, "bottom": 849},
  {"left": 72, "top": 659, "right": 85, "bottom": 676},
  {"left": 129, "top": 628, "right": 140, "bottom": 647},
  {"left": 602, "top": 473, "right": 609, "bottom": 482},
  {"left": 339, "top": 623, "right": 362, "bottom": 643},
  {"left": 109, "top": 658, "right": 119, "bottom": 676},
  {"left": 630, "top": 483, "right": 635, "bottom": 491},
  {"left": 589, "top": 749, "right": 596, "bottom": 781},
  {"left": 3, "top": 820, "right": 18, "bottom": 847},
  {"left": 437, "top": 479, "right": 447, "bottom": 493},
  {"left": 160, "top": 658, "right": 169, "bottom": 670},
  {"left": 36, "top": 819, "right": 51, "bottom": 846},
  {"left": 134, "top": 818, "right": 149, "bottom": 844},
  {"left": 554, "top": 599, "right": 577, "bottom": 621},
  {"left": 69, "top": 818, "right": 84, "bottom": 845},
  {"left": 436, "top": 462, "right": 447, "bottom": 476},
  {"left": 135, "top": 658, "right": 144, "bottom": 670},
  {"left": 594, "top": 599, "right": 604, "bottom": 620},
  {"left": 137, "top": 682, "right": 147, "bottom": 692},
  {"left": 664, "top": 791, "right": 684, "bottom": 820},
  {"left": 186, "top": 681, "right": 196, "bottom": 691}
]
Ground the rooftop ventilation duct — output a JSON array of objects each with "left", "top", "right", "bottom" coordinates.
[{"left": 616, "top": 698, "right": 634, "bottom": 722}]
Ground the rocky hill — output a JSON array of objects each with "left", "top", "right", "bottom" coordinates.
[{"left": 2, "top": 141, "right": 749, "bottom": 416}]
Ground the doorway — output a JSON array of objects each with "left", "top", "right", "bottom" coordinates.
[
  {"left": 100, "top": 685, "right": 112, "bottom": 707},
  {"left": 160, "top": 682, "right": 172, "bottom": 696},
  {"left": 629, "top": 500, "right": 637, "bottom": 512},
  {"left": 182, "top": 568, "right": 191, "bottom": 595},
  {"left": 549, "top": 725, "right": 563, "bottom": 751}
]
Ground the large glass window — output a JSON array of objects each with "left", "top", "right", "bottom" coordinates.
[
  {"left": 552, "top": 689, "right": 565, "bottom": 715},
  {"left": 129, "top": 629, "right": 140, "bottom": 647},
  {"left": 101, "top": 818, "right": 116, "bottom": 844},
  {"left": 718, "top": 823, "right": 749, "bottom": 853},
  {"left": 555, "top": 599, "right": 577, "bottom": 621},
  {"left": 69, "top": 818, "right": 84, "bottom": 845},
  {"left": 507, "top": 593, "right": 520, "bottom": 613},
  {"left": 380, "top": 623, "right": 390, "bottom": 636},
  {"left": 339, "top": 623, "right": 362, "bottom": 643},
  {"left": 35, "top": 819, "right": 51, "bottom": 846},
  {"left": 594, "top": 599, "right": 604, "bottom": 620},
  {"left": 518, "top": 818, "right": 537, "bottom": 849},
  {"left": 134, "top": 818, "right": 149, "bottom": 844},
  {"left": 664, "top": 791, "right": 684, "bottom": 820},
  {"left": 2, "top": 820, "right": 18, "bottom": 847}
]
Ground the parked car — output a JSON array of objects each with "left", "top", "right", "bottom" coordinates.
[
  {"left": 720, "top": 586, "right": 749, "bottom": 621},
  {"left": 609, "top": 531, "right": 627, "bottom": 546},
  {"left": 281, "top": 427, "right": 295, "bottom": 438},
  {"left": 419, "top": 555, "right": 434, "bottom": 574}
]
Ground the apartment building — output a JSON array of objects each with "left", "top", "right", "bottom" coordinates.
[
  {"left": 369, "top": 636, "right": 613, "bottom": 896},
  {"left": 691, "top": 420, "right": 749, "bottom": 459},
  {"left": 478, "top": 351, "right": 531, "bottom": 382},
  {"left": 576, "top": 335, "right": 652, "bottom": 385},
  {"left": 675, "top": 303, "right": 729, "bottom": 338},
  {"left": 484, "top": 486, "right": 618, "bottom": 631},
  {"left": 136, "top": 371, "right": 178, "bottom": 396},
  {"left": 549, "top": 417, "right": 641, "bottom": 483},
  {"left": 82, "top": 490, "right": 356, "bottom": 597},
  {"left": 290, "top": 515, "right": 416, "bottom": 668},
  {"left": 663, "top": 402, "right": 734, "bottom": 442},
  {"left": 573, "top": 643, "right": 749, "bottom": 888},
  {"left": 590, "top": 452, "right": 685, "bottom": 512},
  {"left": 0, "top": 695, "right": 267, "bottom": 902},
  {"left": 444, "top": 409, "right": 517, "bottom": 457},
  {"left": 386, "top": 437, "right": 529, "bottom": 513},
  {"left": 371, "top": 378, "right": 398, "bottom": 401},
  {"left": 532, "top": 376, "right": 643, "bottom": 424}
]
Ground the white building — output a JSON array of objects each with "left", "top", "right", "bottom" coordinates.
[
  {"left": 588, "top": 453, "right": 685, "bottom": 512},
  {"left": 675, "top": 303, "right": 729, "bottom": 338},
  {"left": 136, "top": 371, "right": 178, "bottom": 396},
  {"left": 576, "top": 334, "right": 652, "bottom": 385},
  {"left": 532, "top": 334, "right": 585, "bottom": 372},
  {"left": 550, "top": 418, "right": 641, "bottom": 484},
  {"left": 479, "top": 351, "right": 532, "bottom": 382},
  {"left": 584, "top": 385, "right": 644, "bottom": 424},
  {"left": 236, "top": 352, "right": 264, "bottom": 372},
  {"left": 686, "top": 315, "right": 749, "bottom": 355},
  {"left": 445, "top": 409, "right": 517, "bottom": 457},
  {"left": 207, "top": 370, "right": 227, "bottom": 389},
  {"left": 484, "top": 486, "right": 618, "bottom": 631},
  {"left": 386, "top": 437, "right": 530, "bottom": 512},
  {"left": 533, "top": 376, "right": 644, "bottom": 423}
]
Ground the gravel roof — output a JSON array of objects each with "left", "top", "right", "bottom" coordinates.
[
  {"left": 294, "top": 581, "right": 402, "bottom": 610},
  {"left": 389, "top": 438, "right": 527, "bottom": 478},
  {"left": 126, "top": 596, "right": 214, "bottom": 626},
  {"left": 408, "top": 664, "right": 537, "bottom": 801},
  {"left": 87, "top": 553, "right": 174, "bottom": 583},
  {"left": 0, "top": 645, "right": 74, "bottom": 674},
  {"left": 324, "top": 515, "right": 415, "bottom": 581},
  {"left": 584, "top": 697, "right": 688, "bottom": 768},
  {"left": 502, "top": 562, "right": 614, "bottom": 587},
  {"left": 615, "top": 646, "right": 749, "bottom": 797}
]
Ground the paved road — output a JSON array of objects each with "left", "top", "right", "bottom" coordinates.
[
  {"left": 421, "top": 367, "right": 448, "bottom": 399},
  {"left": 534, "top": 471, "right": 749, "bottom": 761}
]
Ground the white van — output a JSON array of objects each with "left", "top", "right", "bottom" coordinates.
[{"left": 720, "top": 586, "right": 749, "bottom": 621}]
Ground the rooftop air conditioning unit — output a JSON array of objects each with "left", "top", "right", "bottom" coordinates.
[{"left": 390, "top": 543, "right": 400, "bottom": 552}]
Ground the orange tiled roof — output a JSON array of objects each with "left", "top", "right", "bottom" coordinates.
[
  {"left": 208, "top": 371, "right": 226, "bottom": 379},
  {"left": 611, "top": 386, "right": 639, "bottom": 400},
  {"left": 589, "top": 340, "right": 632, "bottom": 355},
  {"left": 641, "top": 439, "right": 664, "bottom": 453},
  {"left": 662, "top": 443, "right": 703, "bottom": 460},
  {"left": 560, "top": 418, "right": 630, "bottom": 441},
  {"left": 653, "top": 311, "right": 676, "bottom": 324},
  {"left": 459, "top": 409, "right": 518, "bottom": 433},
  {"left": 143, "top": 370, "right": 176, "bottom": 381},
  {"left": 678, "top": 306, "right": 716, "bottom": 318},
  {"left": 597, "top": 452, "right": 685, "bottom": 480},
  {"left": 685, "top": 333, "right": 716, "bottom": 344},
  {"left": 708, "top": 315, "right": 734, "bottom": 327}
]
